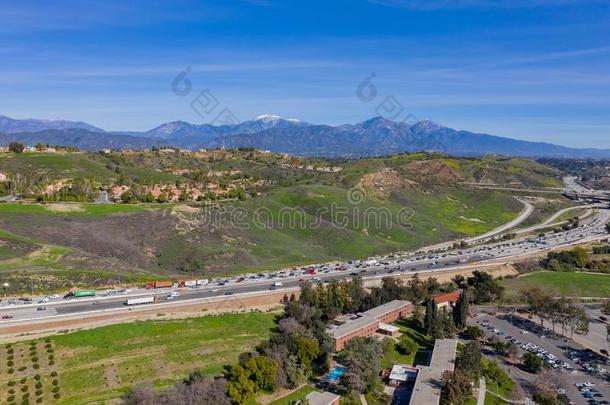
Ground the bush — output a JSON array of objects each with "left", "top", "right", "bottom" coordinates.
[
  {"left": 8, "top": 388, "right": 15, "bottom": 394},
  {"left": 35, "top": 382, "right": 42, "bottom": 389},
  {"left": 50, "top": 371, "right": 57, "bottom": 377},
  {"left": 52, "top": 386, "right": 60, "bottom": 393},
  {"left": 53, "top": 393, "right": 60, "bottom": 399},
  {"left": 52, "top": 380, "right": 59, "bottom": 386},
  {"left": 8, "top": 380, "right": 16, "bottom": 386},
  {"left": 523, "top": 352, "right": 543, "bottom": 373},
  {"left": 31, "top": 357, "right": 38, "bottom": 362},
  {"left": 8, "top": 360, "right": 14, "bottom": 367},
  {"left": 36, "top": 399, "right": 43, "bottom": 403},
  {"left": 48, "top": 355, "right": 54, "bottom": 361},
  {"left": 48, "top": 360, "right": 55, "bottom": 366},
  {"left": 18, "top": 366, "right": 26, "bottom": 372},
  {"left": 20, "top": 385, "right": 28, "bottom": 392},
  {"left": 34, "top": 375, "right": 41, "bottom": 381},
  {"left": 35, "top": 389, "right": 42, "bottom": 396},
  {"left": 7, "top": 395, "right": 15, "bottom": 402},
  {"left": 20, "top": 378, "right": 27, "bottom": 384},
  {"left": 33, "top": 364, "right": 39, "bottom": 369},
  {"left": 7, "top": 347, "right": 14, "bottom": 354},
  {"left": 396, "top": 335, "right": 419, "bottom": 355},
  {"left": 8, "top": 368, "right": 14, "bottom": 374}
]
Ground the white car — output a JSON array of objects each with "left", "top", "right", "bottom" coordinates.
[{"left": 521, "top": 330, "right": 528, "bottom": 334}]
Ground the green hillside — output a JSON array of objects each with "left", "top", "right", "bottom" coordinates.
[{"left": 0, "top": 150, "right": 565, "bottom": 292}]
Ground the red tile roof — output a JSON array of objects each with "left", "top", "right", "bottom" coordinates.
[{"left": 433, "top": 290, "right": 461, "bottom": 304}]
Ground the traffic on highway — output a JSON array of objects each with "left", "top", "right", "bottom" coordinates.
[{"left": 1, "top": 202, "right": 608, "bottom": 324}]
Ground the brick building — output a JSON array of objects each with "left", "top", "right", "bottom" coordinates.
[{"left": 327, "top": 300, "right": 412, "bottom": 351}]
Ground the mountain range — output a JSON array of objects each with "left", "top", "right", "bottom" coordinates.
[{"left": 1, "top": 114, "right": 609, "bottom": 158}]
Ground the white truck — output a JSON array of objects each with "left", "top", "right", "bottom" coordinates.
[
  {"left": 126, "top": 296, "right": 155, "bottom": 306},
  {"left": 196, "top": 279, "right": 209, "bottom": 286}
]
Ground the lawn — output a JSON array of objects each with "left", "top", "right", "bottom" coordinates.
[
  {"left": 501, "top": 271, "right": 610, "bottom": 298},
  {"left": 0, "top": 312, "right": 278, "bottom": 404},
  {"left": 267, "top": 385, "right": 319, "bottom": 405},
  {"left": 380, "top": 317, "right": 434, "bottom": 368}
]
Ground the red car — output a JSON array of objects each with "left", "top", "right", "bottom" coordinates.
[{"left": 2, "top": 315, "right": 13, "bottom": 320}]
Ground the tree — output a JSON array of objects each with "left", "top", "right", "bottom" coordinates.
[
  {"left": 294, "top": 337, "right": 320, "bottom": 370},
  {"left": 243, "top": 356, "right": 278, "bottom": 392},
  {"left": 463, "top": 326, "right": 483, "bottom": 340},
  {"left": 467, "top": 271, "right": 504, "bottom": 303},
  {"left": 453, "top": 290, "right": 469, "bottom": 330},
  {"left": 456, "top": 341, "right": 481, "bottom": 378},
  {"left": 440, "top": 370, "right": 472, "bottom": 405},
  {"left": 523, "top": 352, "right": 543, "bottom": 373},
  {"left": 424, "top": 298, "right": 438, "bottom": 336},
  {"left": 339, "top": 337, "right": 382, "bottom": 394},
  {"left": 8, "top": 142, "right": 25, "bottom": 153},
  {"left": 397, "top": 335, "right": 418, "bottom": 355},
  {"left": 227, "top": 365, "right": 256, "bottom": 404},
  {"left": 122, "top": 382, "right": 157, "bottom": 405}
]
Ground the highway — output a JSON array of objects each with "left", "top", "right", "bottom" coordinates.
[{"left": 1, "top": 204, "right": 608, "bottom": 326}]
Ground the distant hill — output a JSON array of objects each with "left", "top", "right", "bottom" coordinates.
[
  {"left": 0, "top": 114, "right": 104, "bottom": 133},
  {"left": 2, "top": 113, "right": 610, "bottom": 158},
  {"left": 0, "top": 128, "right": 165, "bottom": 150}
]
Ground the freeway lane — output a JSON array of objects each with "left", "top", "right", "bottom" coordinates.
[{"left": 1, "top": 207, "right": 608, "bottom": 325}]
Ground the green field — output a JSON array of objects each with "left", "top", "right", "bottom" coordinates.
[
  {"left": 0, "top": 312, "right": 278, "bottom": 404},
  {"left": 267, "top": 385, "right": 319, "bottom": 405},
  {"left": 501, "top": 271, "right": 610, "bottom": 298}
]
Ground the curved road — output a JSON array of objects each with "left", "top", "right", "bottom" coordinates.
[{"left": 2, "top": 207, "right": 608, "bottom": 328}]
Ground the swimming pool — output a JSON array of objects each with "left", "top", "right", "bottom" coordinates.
[{"left": 326, "top": 366, "right": 347, "bottom": 382}]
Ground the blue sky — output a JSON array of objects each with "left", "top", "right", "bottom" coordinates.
[{"left": 1, "top": 0, "right": 610, "bottom": 147}]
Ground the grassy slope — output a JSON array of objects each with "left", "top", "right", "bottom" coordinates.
[
  {"left": 0, "top": 312, "right": 277, "bottom": 404},
  {"left": 501, "top": 271, "right": 610, "bottom": 298},
  {"left": 0, "top": 152, "right": 564, "bottom": 287}
]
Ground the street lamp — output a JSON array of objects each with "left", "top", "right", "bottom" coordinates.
[{"left": 3, "top": 282, "right": 9, "bottom": 297}]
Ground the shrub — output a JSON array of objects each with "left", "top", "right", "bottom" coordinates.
[
  {"left": 31, "top": 357, "right": 38, "bottom": 362},
  {"left": 48, "top": 355, "right": 54, "bottom": 361},
  {"left": 33, "top": 364, "right": 39, "bottom": 369},
  {"left": 35, "top": 382, "right": 42, "bottom": 389},
  {"left": 51, "top": 386, "right": 60, "bottom": 393},
  {"left": 8, "top": 360, "right": 14, "bottom": 367},
  {"left": 7, "top": 347, "right": 14, "bottom": 354},
  {"left": 8, "top": 368, "right": 14, "bottom": 374},
  {"left": 34, "top": 375, "right": 41, "bottom": 381},
  {"left": 8, "top": 388, "right": 15, "bottom": 394},
  {"left": 36, "top": 399, "right": 43, "bottom": 404},
  {"left": 50, "top": 371, "right": 57, "bottom": 377},
  {"left": 53, "top": 393, "right": 60, "bottom": 399},
  {"left": 48, "top": 360, "right": 55, "bottom": 366},
  {"left": 20, "top": 378, "right": 27, "bottom": 384},
  {"left": 18, "top": 366, "right": 26, "bottom": 372},
  {"left": 8, "top": 380, "right": 16, "bottom": 386},
  {"left": 7, "top": 395, "right": 15, "bottom": 402},
  {"left": 52, "top": 380, "right": 59, "bottom": 386},
  {"left": 35, "top": 389, "right": 42, "bottom": 396},
  {"left": 20, "top": 385, "right": 28, "bottom": 392}
]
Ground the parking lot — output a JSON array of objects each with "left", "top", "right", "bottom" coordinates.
[{"left": 471, "top": 311, "right": 610, "bottom": 405}]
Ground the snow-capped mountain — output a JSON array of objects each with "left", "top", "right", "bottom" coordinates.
[{"left": 3, "top": 113, "right": 610, "bottom": 158}]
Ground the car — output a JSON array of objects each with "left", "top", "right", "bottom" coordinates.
[
  {"left": 521, "top": 330, "right": 528, "bottom": 334},
  {"left": 37, "top": 306, "right": 47, "bottom": 311},
  {"left": 1, "top": 315, "right": 13, "bottom": 319}
]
